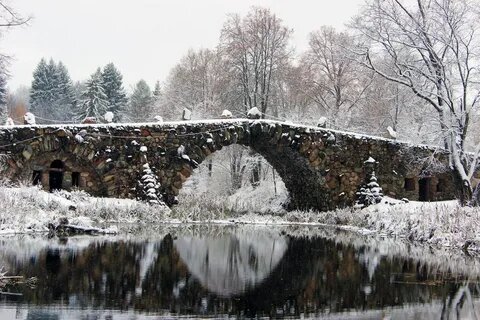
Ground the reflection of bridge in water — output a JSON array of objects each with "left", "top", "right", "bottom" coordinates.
[
  {"left": 0, "top": 119, "right": 463, "bottom": 211},
  {"left": 0, "top": 226, "right": 478, "bottom": 318},
  {"left": 174, "top": 230, "right": 288, "bottom": 296}
]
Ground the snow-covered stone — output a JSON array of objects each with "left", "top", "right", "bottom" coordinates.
[
  {"left": 24, "top": 112, "right": 36, "bottom": 125},
  {"left": 182, "top": 108, "right": 192, "bottom": 120},
  {"left": 387, "top": 126, "right": 397, "bottom": 139},
  {"left": 154, "top": 116, "right": 163, "bottom": 123},
  {"left": 221, "top": 110, "right": 233, "bottom": 118},
  {"left": 247, "top": 107, "right": 261, "bottom": 119},
  {"left": 4, "top": 117, "right": 14, "bottom": 126},
  {"left": 104, "top": 112, "right": 114, "bottom": 123},
  {"left": 317, "top": 117, "right": 327, "bottom": 128}
]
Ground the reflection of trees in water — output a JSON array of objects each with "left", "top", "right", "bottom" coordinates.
[{"left": 1, "top": 232, "right": 478, "bottom": 318}]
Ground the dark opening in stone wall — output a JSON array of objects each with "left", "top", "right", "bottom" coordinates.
[
  {"left": 72, "top": 172, "right": 80, "bottom": 188},
  {"left": 49, "top": 160, "right": 65, "bottom": 192},
  {"left": 32, "top": 170, "right": 42, "bottom": 186}
]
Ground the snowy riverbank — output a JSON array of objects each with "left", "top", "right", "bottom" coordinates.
[{"left": 0, "top": 186, "right": 479, "bottom": 253}]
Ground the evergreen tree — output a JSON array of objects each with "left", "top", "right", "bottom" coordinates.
[
  {"left": 55, "top": 61, "right": 76, "bottom": 120},
  {"left": 30, "top": 58, "right": 51, "bottom": 120},
  {"left": 30, "top": 58, "right": 75, "bottom": 122},
  {"left": 76, "top": 68, "right": 109, "bottom": 121},
  {"left": 0, "top": 68, "right": 7, "bottom": 123},
  {"left": 355, "top": 157, "right": 384, "bottom": 208},
  {"left": 101, "top": 63, "right": 127, "bottom": 119},
  {"left": 153, "top": 80, "right": 162, "bottom": 101},
  {"left": 128, "top": 80, "right": 153, "bottom": 122}
]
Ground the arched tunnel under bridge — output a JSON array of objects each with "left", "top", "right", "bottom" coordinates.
[{"left": 0, "top": 119, "right": 466, "bottom": 211}]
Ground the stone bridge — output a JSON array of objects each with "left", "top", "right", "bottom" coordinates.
[{"left": 0, "top": 119, "right": 461, "bottom": 211}]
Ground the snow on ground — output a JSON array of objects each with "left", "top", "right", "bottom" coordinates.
[
  {"left": 0, "top": 184, "right": 479, "bottom": 254},
  {"left": 0, "top": 186, "right": 170, "bottom": 234}
]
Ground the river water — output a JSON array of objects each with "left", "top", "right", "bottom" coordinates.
[{"left": 0, "top": 225, "right": 478, "bottom": 319}]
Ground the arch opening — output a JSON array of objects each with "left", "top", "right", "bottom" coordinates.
[
  {"left": 49, "top": 160, "right": 65, "bottom": 192},
  {"left": 176, "top": 145, "right": 289, "bottom": 214}
]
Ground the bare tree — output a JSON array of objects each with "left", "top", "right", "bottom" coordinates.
[
  {"left": 352, "top": 0, "right": 480, "bottom": 205},
  {"left": 302, "top": 26, "right": 373, "bottom": 128},
  {"left": 219, "top": 7, "right": 292, "bottom": 117},
  {"left": 159, "top": 49, "right": 227, "bottom": 120}
]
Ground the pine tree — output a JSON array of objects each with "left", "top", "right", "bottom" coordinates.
[
  {"left": 76, "top": 68, "right": 109, "bottom": 121},
  {"left": 101, "top": 63, "right": 127, "bottom": 119},
  {"left": 128, "top": 79, "right": 153, "bottom": 122}
]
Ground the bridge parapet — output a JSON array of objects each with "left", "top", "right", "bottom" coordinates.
[{"left": 0, "top": 119, "right": 460, "bottom": 211}]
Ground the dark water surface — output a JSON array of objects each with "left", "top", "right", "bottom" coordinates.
[{"left": 0, "top": 225, "right": 479, "bottom": 319}]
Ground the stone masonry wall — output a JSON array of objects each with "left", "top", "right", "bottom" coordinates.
[{"left": 0, "top": 120, "right": 466, "bottom": 211}]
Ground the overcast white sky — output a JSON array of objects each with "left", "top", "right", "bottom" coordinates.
[{"left": 1, "top": 0, "right": 364, "bottom": 91}]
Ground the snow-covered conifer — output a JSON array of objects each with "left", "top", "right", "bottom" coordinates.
[
  {"left": 101, "top": 63, "right": 128, "bottom": 119},
  {"left": 127, "top": 79, "right": 153, "bottom": 122},
  {"left": 355, "top": 157, "right": 384, "bottom": 208},
  {"left": 55, "top": 61, "right": 76, "bottom": 120},
  {"left": 76, "top": 68, "right": 109, "bottom": 122},
  {"left": 137, "top": 163, "right": 164, "bottom": 204},
  {"left": 30, "top": 58, "right": 75, "bottom": 122}
]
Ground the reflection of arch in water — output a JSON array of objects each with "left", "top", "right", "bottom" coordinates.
[{"left": 174, "top": 229, "right": 288, "bottom": 297}]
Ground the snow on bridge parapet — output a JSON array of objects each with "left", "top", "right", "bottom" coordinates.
[{"left": 0, "top": 119, "right": 463, "bottom": 211}]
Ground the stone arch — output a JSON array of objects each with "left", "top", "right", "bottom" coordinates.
[{"left": 158, "top": 122, "right": 346, "bottom": 211}]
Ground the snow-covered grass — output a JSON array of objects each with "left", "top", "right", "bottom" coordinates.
[
  {"left": 1, "top": 182, "right": 479, "bottom": 254},
  {"left": 0, "top": 185, "right": 170, "bottom": 234},
  {"left": 282, "top": 198, "right": 480, "bottom": 252}
]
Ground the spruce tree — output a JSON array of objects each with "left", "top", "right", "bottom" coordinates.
[
  {"left": 30, "top": 58, "right": 51, "bottom": 120},
  {"left": 76, "top": 68, "right": 109, "bottom": 121},
  {"left": 128, "top": 79, "right": 153, "bottom": 122},
  {"left": 101, "top": 63, "right": 127, "bottom": 119},
  {"left": 55, "top": 61, "right": 76, "bottom": 120},
  {"left": 30, "top": 58, "right": 75, "bottom": 122}
]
